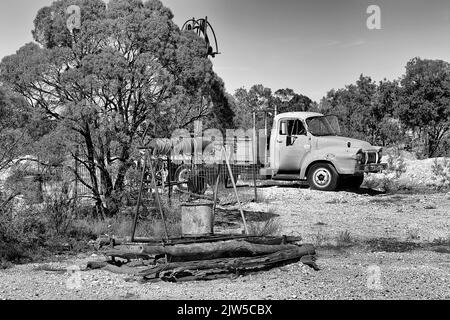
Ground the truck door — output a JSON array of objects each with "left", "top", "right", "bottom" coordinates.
[{"left": 275, "top": 119, "right": 310, "bottom": 174}]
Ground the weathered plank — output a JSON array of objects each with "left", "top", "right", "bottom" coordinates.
[
  {"left": 139, "top": 240, "right": 313, "bottom": 262},
  {"left": 139, "top": 245, "right": 315, "bottom": 281},
  {"left": 96, "top": 235, "right": 303, "bottom": 248}
]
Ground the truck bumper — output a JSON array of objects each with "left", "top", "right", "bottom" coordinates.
[{"left": 356, "top": 163, "right": 388, "bottom": 173}]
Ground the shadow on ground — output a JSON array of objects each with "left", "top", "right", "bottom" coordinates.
[{"left": 318, "top": 237, "right": 450, "bottom": 254}]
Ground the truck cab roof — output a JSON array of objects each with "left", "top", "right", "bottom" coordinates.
[{"left": 274, "top": 112, "right": 324, "bottom": 122}]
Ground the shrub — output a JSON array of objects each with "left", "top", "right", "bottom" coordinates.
[
  {"left": 4, "top": 167, "right": 44, "bottom": 205},
  {"left": 386, "top": 155, "right": 407, "bottom": 178},
  {"left": 0, "top": 183, "right": 85, "bottom": 265},
  {"left": 0, "top": 205, "right": 47, "bottom": 264},
  {"left": 336, "top": 230, "right": 353, "bottom": 247},
  {"left": 68, "top": 199, "right": 183, "bottom": 240},
  {"left": 363, "top": 154, "right": 407, "bottom": 192},
  {"left": 42, "top": 188, "right": 74, "bottom": 236},
  {"left": 431, "top": 158, "right": 450, "bottom": 189},
  {"left": 312, "top": 230, "right": 329, "bottom": 247},
  {"left": 247, "top": 218, "right": 281, "bottom": 237}
]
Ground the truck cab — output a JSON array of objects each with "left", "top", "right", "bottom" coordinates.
[{"left": 261, "top": 112, "right": 387, "bottom": 191}]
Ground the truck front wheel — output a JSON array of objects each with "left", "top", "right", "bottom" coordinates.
[{"left": 307, "top": 163, "right": 340, "bottom": 191}]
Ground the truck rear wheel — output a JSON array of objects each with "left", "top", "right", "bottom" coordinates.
[
  {"left": 174, "top": 165, "right": 191, "bottom": 192},
  {"left": 307, "top": 163, "right": 340, "bottom": 191}
]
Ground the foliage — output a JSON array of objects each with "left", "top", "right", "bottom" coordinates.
[
  {"left": 318, "top": 58, "right": 450, "bottom": 156},
  {"left": 319, "top": 75, "right": 404, "bottom": 146},
  {"left": 42, "top": 188, "right": 75, "bottom": 236},
  {"left": 436, "top": 135, "right": 450, "bottom": 157},
  {"left": 312, "top": 230, "right": 329, "bottom": 247},
  {"left": 233, "top": 85, "right": 315, "bottom": 130},
  {"left": 0, "top": 205, "right": 47, "bottom": 264},
  {"left": 233, "top": 85, "right": 273, "bottom": 130},
  {"left": 431, "top": 158, "right": 450, "bottom": 188},
  {"left": 204, "top": 78, "right": 235, "bottom": 134},
  {"left": 396, "top": 58, "right": 450, "bottom": 157},
  {"left": 0, "top": 86, "right": 34, "bottom": 173},
  {"left": 363, "top": 155, "right": 407, "bottom": 192},
  {"left": 386, "top": 155, "right": 407, "bottom": 179},
  {"left": 0, "top": 0, "right": 232, "bottom": 217},
  {"left": 273, "top": 88, "right": 315, "bottom": 114}
]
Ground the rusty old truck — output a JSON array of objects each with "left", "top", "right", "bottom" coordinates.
[
  {"left": 152, "top": 112, "right": 387, "bottom": 192},
  {"left": 258, "top": 112, "right": 387, "bottom": 191}
]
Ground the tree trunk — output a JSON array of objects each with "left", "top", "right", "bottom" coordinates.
[
  {"left": 83, "top": 125, "right": 106, "bottom": 219},
  {"left": 113, "top": 240, "right": 315, "bottom": 262}
]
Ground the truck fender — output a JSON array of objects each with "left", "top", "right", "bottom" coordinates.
[
  {"left": 301, "top": 159, "right": 337, "bottom": 180},
  {"left": 300, "top": 147, "right": 361, "bottom": 178}
]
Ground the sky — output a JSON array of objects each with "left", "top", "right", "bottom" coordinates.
[{"left": 1, "top": 0, "right": 450, "bottom": 102}]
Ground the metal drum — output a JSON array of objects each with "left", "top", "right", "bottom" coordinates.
[{"left": 181, "top": 202, "right": 214, "bottom": 236}]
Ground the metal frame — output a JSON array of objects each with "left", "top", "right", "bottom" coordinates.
[
  {"left": 131, "top": 149, "right": 169, "bottom": 242},
  {"left": 182, "top": 17, "right": 220, "bottom": 58}
]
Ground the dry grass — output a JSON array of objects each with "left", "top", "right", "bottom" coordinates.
[
  {"left": 247, "top": 218, "right": 282, "bottom": 237},
  {"left": 312, "top": 230, "right": 330, "bottom": 247},
  {"left": 336, "top": 230, "right": 353, "bottom": 247},
  {"left": 431, "top": 235, "right": 450, "bottom": 246},
  {"left": 311, "top": 230, "right": 355, "bottom": 249},
  {"left": 72, "top": 202, "right": 182, "bottom": 239},
  {"left": 406, "top": 227, "right": 421, "bottom": 241}
]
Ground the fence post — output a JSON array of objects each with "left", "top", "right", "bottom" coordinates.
[{"left": 252, "top": 112, "right": 258, "bottom": 202}]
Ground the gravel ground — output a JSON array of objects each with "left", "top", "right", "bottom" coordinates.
[
  {"left": 0, "top": 185, "right": 449, "bottom": 300},
  {"left": 0, "top": 248, "right": 448, "bottom": 300},
  {"left": 244, "top": 187, "right": 450, "bottom": 244},
  {"left": 1, "top": 154, "right": 449, "bottom": 300}
]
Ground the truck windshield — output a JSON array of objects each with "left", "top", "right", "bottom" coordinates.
[{"left": 307, "top": 116, "right": 341, "bottom": 137}]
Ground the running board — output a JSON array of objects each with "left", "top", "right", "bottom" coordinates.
[{"left": 272, "top": 174, "right": 302, "bottom": 181}]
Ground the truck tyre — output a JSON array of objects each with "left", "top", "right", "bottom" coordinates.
[
  {"left": 307, "top": 163, "right": 340, "bottom": 191},
  {"left": 187, "top": 171, "right": 207, "bottom": 195},
  {"left": 174, "top": 165, "right": 191, "bottom": 192}
]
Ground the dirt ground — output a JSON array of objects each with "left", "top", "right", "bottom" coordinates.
[{"left": 0, "top": 183, "right": 449, "bottom": 300}]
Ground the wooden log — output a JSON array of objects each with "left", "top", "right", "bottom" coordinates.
[
  {"left": 105, "top": 235, "right": 303, "bottom": 246},
  {"left": 86, "top": 261, "right": 108, "bottom": 270},
  {"left": 138, "top": 241, "right": 314, "bottom": 262},
  {"left": 139, "top": 247, "right": 315, "bottom": 281},
  {"left": 102, "top": 250, "right": 152, "bottom": 261},
  {"left": 245, "top": 235, "right": 303, "bottom": 245}
]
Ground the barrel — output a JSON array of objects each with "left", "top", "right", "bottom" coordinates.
[{"left": 180, "top": 202, "right": 214, "bottom": 236}]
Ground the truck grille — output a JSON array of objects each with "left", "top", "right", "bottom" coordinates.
[{"left": 361, "top": 151, "right": 379, "bottom": 164}]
